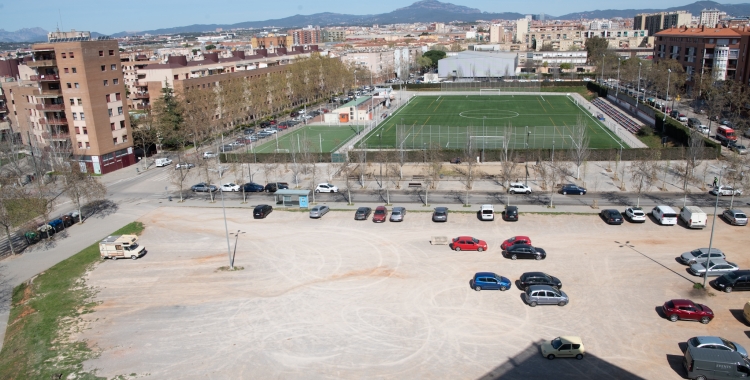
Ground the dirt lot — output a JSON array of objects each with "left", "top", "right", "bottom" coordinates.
[{"left": 76, "top": 206, "right": 750, "bottom": 379}]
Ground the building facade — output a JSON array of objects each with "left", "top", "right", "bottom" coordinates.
[
  {"left": 635, "top": 11, "right": 692, "bottom": 36},
  {"left": 700, "top": 9, "right": 726, "bottom": 27},
  {"left": 322, "top": 29, "right": 346, "bottom": 42},
  {"left": 290, "top": 27, "right": 322, "bottom": 45}
]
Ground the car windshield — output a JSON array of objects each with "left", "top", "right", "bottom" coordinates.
[
  {"left": 551, "top": 338, "right": 562, "bottom": 349},
  {"left": 508, "top": 237, "right": 517, "bottom": 242},
  {"left": 124, "top": 243, "right": 138, "bottom": 251},
  {"left": 375, "top": 209, "right": 385, "bottom": 214},
  {"left": 694, "top": 304, "right": 704, "bottom": 311},
  {"left": 690, "top": 249, "right": 703, "bottom": 256},
  {"left": 472, "top": 238, "right": 479, "bottom": 243},
  {"left": 392, "top": 210, "right": 401, "bottom": 215},
  {"left": 720, "top": 338, "right": 737, "bottom": 351},
  {"left": 737, "top": 213, "right": 748, "bottom": 219}
]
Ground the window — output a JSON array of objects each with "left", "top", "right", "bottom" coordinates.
[
  {"left": 108, "top": 109, "right": 113, "bottom": 117},
  {"left": 101, "top": 65, "right": 106, "bottom": 72},
  {"left": 83, "top": 127, "right": 88, "bottom": 134},
  {"left": 113, "top": 78, "right": 118, "bottom": 85},
  {"left": 80, "top": 113, "right": 85, "bottom": 121},
  {"left": 75, "top": 127, "right": 80, "bottom": 134},
  {"left": 103, "top": 80, "right": 108, "bottom": 86},
  {"left": 72, "top": 113, "right": 78, "bottom": 121},
  {"left": 559, "top": 344, "right": 572, "bottom": 350},
  {"left": 77, "top": 99, "right": 82, "bottom": 106},
  {"left": 74, "top": 83, "right": 79, "bottom": 88},
  {"left": 64, "top": 68, "right": 69, "bottom": 73},
  {"left": 109, "top": 50, "right": 114, "bottom": 56},
  {"left": 122, "top": 135, "right": 128, "bottom": 142},
  {"left": 119, "top": 120, "right": 125, "bottom": 129},
  {"left": 115, "top": 93, "right": 121, "bottom": 101},
  {"left": 66, "top": 83, "right": 72, "bottom": 89},
  {"left": 113, "top": 137, "right": 118, "bottom": 144},
  {"left": 86, "top": 142, "right": 90, "bottom": 148},
  {"left": 61, "top": 53, "right": 66, "bottom": 59},
  {"left": 69, "top": 98, "right": 75, "bottom": 105},
  {"left": 111, "top": 64, "right": 116, "bottom": 70},
  {"left": 174, "top": 74, "right": 179, "bottom": 80},
  {"left": 106, "top": 94, "right": 111, "bottom": 102},
  {"left": 72, "top": 67, "right": 77, "bottom": 73},
  {"left": 110, "top": 122, "right": 115, "bottom": 131},
  {"left": 99, "top": 50, "right": 104, "bottom": 56},
  {"left": 117, "top": 106, "right": 123, "bottom": 115},
  {"left": 78, "top": 142, "right": 82, "bottom": 148},
  {"left": 69, "top": 52, "right": 74, "bottom": 58}
]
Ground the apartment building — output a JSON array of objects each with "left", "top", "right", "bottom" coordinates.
[
  {"left": 322, "top": 29, "right": 346, "bottom": 42},
  {"left": 634, "top": 11, "right": 692, "bottom": 36},
  {"left": 290, "top": 27, "right": 322, "bottom": 45},
  {"left": 653, "top": 26, "right": 750, "bottom": 91},
  {"left": 250, "top": 34, "right": 292, "bottom": 49},
  {"left": 120, "top": 52, "right": 152, "bottom": 110},
  {"left": 583, "top": 30, "right": 651, "bottom": 49},
  {"left": 3, "top": 31, "right": 134, "bottom": 174},
  {"left": 700, "top": 9, "right": 726, "bottom": 27}
]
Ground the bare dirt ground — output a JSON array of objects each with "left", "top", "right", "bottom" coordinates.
[{"left": 76, "top": 207, "right": 750, "bottom": 379}]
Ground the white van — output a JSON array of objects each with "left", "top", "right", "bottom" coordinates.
[
  {"left": 652, "top": 205, "right": 678, "bottom": 225},
  {"left": 155, "top": 158, "right": 172, "bottom": 167},
  {"left": 680, "top": 206, "right": 707, "bottom": 229},
  {"left": 479, "top": 204, "right": 494, "bottom": 221}
]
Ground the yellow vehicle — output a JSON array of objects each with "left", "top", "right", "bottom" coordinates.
[
  {"left": 743, "top": 302, "right": 750, "bottom": 324},
  {"left": 99, "top": 234, "right": 146, "bottom": 260},
  {"left": 540, "top": 336, "right": 585, "bottom": 360}
]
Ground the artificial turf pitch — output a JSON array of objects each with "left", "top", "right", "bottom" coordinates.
[
  {"left": 359, "top": 94, "right": 626, "bottom": 149},
  {"left": 252, "top": 124, "right": 360, "bottom": 153}
]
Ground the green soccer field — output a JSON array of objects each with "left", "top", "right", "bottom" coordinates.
[
  {"left": 359, "top": 94, "right": 626, "bottom": 150},
  {"left": 252, "top": 124, "right": 360, "bottom": 153}
]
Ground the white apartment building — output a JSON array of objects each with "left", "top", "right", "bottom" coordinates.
[{"left": 700, "top": 9, "right": 726, "bottom": 27}]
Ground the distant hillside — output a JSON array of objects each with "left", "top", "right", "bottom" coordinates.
[
  {"left": 558, "top": 0, "right": 750, "bottom": 20},
  {"left": 0, "top": 27, "right": 48, "bottom": 43}
]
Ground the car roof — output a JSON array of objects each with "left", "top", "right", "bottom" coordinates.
[
  {"left": 692, "top": 336, "right": 724, "bottom": 345},
  {"left": 393, "top": 206, "right": 404, "bottom": 211},
  {"left": 528, "top": 285, "right": 556, "bottom": 291},
  {"left": 509, "top": 244, "right": 532, "bottom": 249},
  {"left": 435, "top": 207, "right": 448, "bottom": 211},
  {"left": 457, "top": 236, "right": 477, "bottom": 239},
  {"left": 475, "top": 272, "right": 498, "bottom": 277},
  {"left": 506, "top": 206, "right": 518, "bottom": 210},
  {"left": 509, "top": 235, "right": 530, "bottom": 240},
  {"left": 728, "top": 209, "right": 746, "bottom": 214},
  {"left": 688, "top": 346, "right": 745, "bottom": 362},
  {"left": 522, "top": 271, "right": 546, "bottom": 277},
  {"left": 356, "top": 207, "right": 369, "bottom": 211},
  {"left": 375, "top": 206, "right": 386, "bottom": 210},
  {"left": 559, "top": 336, "right": 583, "bottom": 344},
  {"left": 671, "top": 299, "right": 696, "bottom": 307}
]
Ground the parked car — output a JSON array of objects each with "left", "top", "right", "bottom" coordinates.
[
  {"left": 219, "top": 145, "right": 234, "bottom": 152},
  {"left": 203, "top": 151, "right": 217, "bottom": 159},
  {"left": 624, "top": 207, "right": 646, "bottom": 223},
  {"left": 696, "top": 125, "right": 710, "bottom": 135},
  {"left": 713, "top": 270, "right": 750, "bottom": 293},
  {"left": 191, "top": 183, "right": 217, "bottom": 192},
  {"left": 689, "top": 260, "right": 739, "bottom": 277},
  {"left": 449, "top": 157, "right": 461, "bottom": 164},
  {"left": 730, "top": 144, "right": 748, "bottom": 155},
  {"left": 600, "top": 209, "right": 624, "bottom": 225},
  {"left": 652, "top": 205, "right": 678, "bottom": 225},
  {"left": 372, "top": 206, "right": 388, "bottom": 223},
  {"left": 432, "top": 207, "right": 448, "bottom": 222},
  {"left": 684, "top": 345, "right": 750, "bottom": 380},
  {"left": 722, "top": 209, "right": 748, "bottom": 226},
  {"left": 662, "top": 299, "right": 714, "bottom": 324},
  {"left": 523, "top": 285, "right": 568, "bottom": 307},
  {"left": 354, "top": 207, "right": 372, "bottom": 220},
  {"left": 155, "top": 158, "right": 173, "bottom": 167},
  {"left": 265, "top": 182, "right": 289, "bottom": 193},
  {"left": 470, "top": 272, "right": 511, "bottom": 291},
  {"left": 389, "top": 207, "right": 406, "bottom": 222},
  {"left": 240, "top": 182, "right": 265, "bottom": 192},
  {"left": 687, "top": 336, "right": 748, "bottom": 358},
  {"left": 315, "top": 183, "right": 339, "bottom": 193},
  {"left": 711, "top": 185, "right": 743, "bottom": 196},
  {"left": 309, "top": 205, "right": 330, "bottom": 219},
  {"left": 560, "top": 184, "right": 586, "bottom": 195},
  {"left": 502, "top": 206, "right": 519, "bottom": 221},
  {"left": 450, "top": 236, "right": 488, "bottom": 252},
  {"left": 479, "top": 204, "right": 494, "bottom": 221},
  {"left": 501, "top": 236, "right": 531, "bottom": 250},
  {"left": 253, "top": 204, "right": 273, "bottom": 219},
  {"left": 519, "top": 272, "right": 562, "bottom": 290},
  {"left": 175, "top": 162, "right": 195, "bottom": 170},
  {"left": 680, "top": 248, "right": 725, "bottom": 265},
  {"left": 503, "top": 244, "right": 546, "bottom": 260},
  {"left": 680, "top": 206, "right": 708, "bottom": 229},
  {"left": 540, "top": 336, "right": 584, "bottom": 360},
  {"left": 508, "top": 182, "right": 532, "bottom": 194},
  {"left": 220, "top": 183, "right": 240, "bottom": 192}
]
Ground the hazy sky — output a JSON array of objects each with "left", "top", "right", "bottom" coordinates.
[{"left": 1, "top": 0, "right": 744, "bottom": 34}]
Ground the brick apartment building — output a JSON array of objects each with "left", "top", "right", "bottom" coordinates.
[
  {"left": 290, "top": 27, "right": 322, "bottom": 45},
  {"left": 653, "top": 26, "right": 750, "bottom": 91},
  {"left": 3, "top": 31, "right": 135, "bottom": 174}
]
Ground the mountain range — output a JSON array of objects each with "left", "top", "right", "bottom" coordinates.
[{"left": 5, "top": 0, "right": 750, "bottom": 42}]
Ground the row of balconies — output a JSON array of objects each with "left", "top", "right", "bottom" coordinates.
[
  {"left": 29, "top": 74, "right": 60, "bottom": 82},
  {"left": 132, "top": 92, "right": 149, "bottom": 99},
  {"left": 35, "top": 103, "right": 65, "bottom": 111},
  {"left": 42, "top": 131, "right": 70, "bottom": 140},
  {"left": 26, "top": 59, "right": 57, "bottom": 68},
  {"left": 38, "top": 117, "right": 68, "bottom": 126}
]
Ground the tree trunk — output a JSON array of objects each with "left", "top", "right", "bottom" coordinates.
[
  {"left": 78, "top": 205, "right": 83, "bottom": 224},
  {"left": 6, "top": 226, "right": 15, "bottom": 255}
]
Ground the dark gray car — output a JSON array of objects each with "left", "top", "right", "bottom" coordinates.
[
  {"left": 522, "top": 285, "right": 569, "bottom": 307},
  {"left": 680, "top": 248, "right": 725, "bottom": 265},
  {"left": 432, "top": 207, "right": 448, "bottom": 222},
  {"left": 389, "top": 207, "right": 406, "bottom": 222}
]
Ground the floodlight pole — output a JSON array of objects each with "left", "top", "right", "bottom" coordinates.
[
  {"left": 615, "top": 57, "right": 621, "bottom": 101},
  {"left": 704, "top": 165, "right": 725, "bottom": 289},
  {"left": 663, "top": 69, "right": 671, "bottom": 133},
  {"left": 637, "top": 62, "right": 642, "bottom": 104}
]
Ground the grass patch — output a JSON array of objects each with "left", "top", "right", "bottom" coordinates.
[{"left": 0, "top": 222, "right": 145, "bottom": 380}]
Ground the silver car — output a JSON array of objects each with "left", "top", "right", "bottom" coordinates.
[
  {"left": 522, "top": 285, "right": 569, "bottom": 307},
  {"left": 432, "top": 207, "right": 448, "bottom": 222},
  {"left": 680, "top": 248, "right": 725, "bottom": 265},
  {"left": 309, "top": 205, "right": 330, "bottom": 219},
  {"left": 688, "top": 336, "right": 748, "bottom": 358},
  {"left": 689, "top": 260, "right": 739, "bottom": 277},
  {"left": 722, "top": 209, "right": 748, "bottom": 226},
  {"left": 389, "top": 207, "right": 406, "bottom": 222}
]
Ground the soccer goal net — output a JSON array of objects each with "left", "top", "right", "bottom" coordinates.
[{"left": 479, "top": 89, "right": 503, "bottom": 96}]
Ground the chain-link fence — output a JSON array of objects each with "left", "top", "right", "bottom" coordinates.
[
  {"left": 396, "top": 124, "right": 574, "bottom": 150},
  {"left": 440, "top": 78, "right": 542, "bottom": 92}
]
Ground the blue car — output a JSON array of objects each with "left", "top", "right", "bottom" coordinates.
[
  {"left": 470, "top": 272, "right": 511, "bottom": 291},
  {"left": 560, "top": 184, "right": 587, "bottom": 195},
  {"left": 241, "top": 182, "right": 265, "bottom": 192}
]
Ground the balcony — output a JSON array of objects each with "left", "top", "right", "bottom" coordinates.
[
  {"left": 38, "top": 88, "right": 62, "bottom": 98},
  {"left": 26, "top": 59, "right": 57, "bottom": 68},
  {"left": 38, "top": 118, "right": 68, "bottom": 126},
  {"left": 29, "top": 74, "right": 60, "bottom": 82},
  {"left": 42, "top": 132, "right": 70, "bottom": 140},
  {"left": 135, "top": 103, "right": 150, "bottom": 110},
  {"left": 35, "top": 103, "right": 65, "bottom": 111},
  {"left": 132, "top": 92, "right": 149, "bottom": 99}
]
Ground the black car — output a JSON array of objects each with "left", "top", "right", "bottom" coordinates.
[
  {"left": 355, "top": 207, "right": 372, "bottom": 220},
  {"left": 253, "top": 204, "right": 273, "bottom": 219},
  {"left": 519, "top": 272, "right": 562, "bottom": 290},
  {"left": 561, "top": 184, "right": 587, "bottom": 195},
  {"left": 504, "top": 244, "right": 546, "bottom": 260},
  {"left": 241, "top": 182, "right": 265, "bottom": 192},
  {"left": 503, "top": 206, "right": 519, "bottom": 221},
  {"left": 713, "top": 270, "right": 750, "bottom": 293},
  {"left": 600, "top": 209, "right": 624, "bottom": 225},
  {"left": 265, "top": 182, "right": 290, "bottom": 193}
]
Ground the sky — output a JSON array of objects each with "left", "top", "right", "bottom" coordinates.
[{"left": 1, "top": 0, "right": 747, "bottom": 34}]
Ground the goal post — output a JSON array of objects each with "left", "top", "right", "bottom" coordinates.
[{"left": 479, "top": 89, "right": 503, "bottom": 96}]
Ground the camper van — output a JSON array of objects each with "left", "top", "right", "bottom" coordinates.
[
  {"left": 716, "top": 126, "right": 738, "bottom": 145},
  {"left": 680, "top": 206, "right": 708, "bottom": 229},
  {"left": 155, "top": 158, "right": 173, "bottom": 167},
  {"left": 99, "top": 235, "right": 146, "bottom": 260}
]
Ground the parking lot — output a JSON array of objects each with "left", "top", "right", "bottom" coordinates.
[{"left": 77, "top": 206, "right": 750, "bottom": 379}]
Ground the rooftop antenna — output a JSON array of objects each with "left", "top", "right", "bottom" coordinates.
[{"left": 59, "top": 9, "right": 63, "bottom": 31}]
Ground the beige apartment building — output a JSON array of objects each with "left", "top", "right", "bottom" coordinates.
[{"left": 4, "top": 31, "right": 134, "bottom": 174}]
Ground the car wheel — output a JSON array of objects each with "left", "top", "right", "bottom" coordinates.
[
  {"left": 111, "top": 256, "right": 117, "bottom": 261},
  {"left": 558, "top": 301, "right": 566, "bottom": 307},
  {"left": 511, "top": 254, "right": 517, "bottom": 260},
  {"left": 455, "top": 247, "right": 461, "bottom": 251},
  {"left": 547, "top": 354, "right": 555, "bottom": 360},
  {"left": 562, "top": 191, "right": 567, "bottom": 195},
  {"left": 669, "top": 314, "right": 679, "bottom": 322},
  {"left": 688, "top": 260, "right": 696, "bottom": 265},
  {"left": 131, "top": 255, "right": 137, "bottom": 260},
  {"left": 477, "top": 247, "right": 483, "bottom": 252},
  {"left": 529, "top": 301, "right": 537, "bottom": 307},
  {"left": 499, "top": 285, "right": 507, "bottom": 291},
  {"left": 535, "top": 255, "right": 542, "bottom": 260},
  {"left": 575, "top": 354, "right": 583, "bottom": 360},
  {"left": 724, "top": 287, "right": 733, "bottom": 293},
  {"left": 315, "top": 189, "right": 320, "bottom": 193},
  {"left": 700, "top": 317, "right": 711, "bottom": 324},
  {"left": 695, "top": 376, "right": 707, "bottom": 380},
  {"left": 510, "top": 190, "right": 516, "bottom": 194},
  {"left": 474, "top": 286, "right": 481, "bottom": 291}
]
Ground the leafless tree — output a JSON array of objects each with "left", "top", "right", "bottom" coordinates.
[
  {"left": 569, "top": 115, "right": 591, "bottom": 179},
  {"left": 629, "top": 156, "right": 657, "bottom": 207},
  {"left": 0, "top": 175, "right": 42, "bottom": 254},
  {"left": 59, "top": 162, "right": 107, "bottom": 223}
]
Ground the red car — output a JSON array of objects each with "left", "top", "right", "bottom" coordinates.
[
  {"left": 372, "top": 206, "right": 388, "bottom": 223},
  {"left": 501, "top": 236, "right": 531, "bottom": 250},
  {"left": 450, "top": 236, "right": 488, "bottom": 252},
  {"left": 662, "top": 299, "right": 714, "bottom": 324},
  {"left": 276, "top": 124, "right": 288, "bottom": 130}
]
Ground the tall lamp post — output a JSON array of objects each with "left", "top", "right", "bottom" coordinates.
[
  {"left": 704, "top": 165, "right": 727, "bottom": 289},
  {"left": 663, "top": 69, "right": 672, "bottom": 133},
  {"left": 209, "top": 166, "right": 234, "bottom": 269},
  {"left": 637, "top": 61, "right": 642, "bottom": 104},
  {"left": 601, "top": 53, "right": 605, "bottom": 83},
  {"left": 615, "top": 57, "right": 621, "bottom": 101},
  {"left": 229, "top": 230, "right": 245, "bottom": 268}
]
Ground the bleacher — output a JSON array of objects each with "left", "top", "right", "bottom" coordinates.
[{"left": 590, "top": 98, "right": 643, "bottom": 134}]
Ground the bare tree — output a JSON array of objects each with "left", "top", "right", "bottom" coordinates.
[
  {"left": 629, "top": 156, "right": 656, "bottom": 207},
  {"left": 59, "top": 163, "right": 107, "bottom": 224},
  {"left": 0, "top": 175, "right": 42, "bottom": 254},
  {"left": 569, "top": 115, "right": 591, "bottom": 179}
]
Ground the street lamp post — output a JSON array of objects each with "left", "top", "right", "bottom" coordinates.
[
  {"left": 212, "top": 165, "right": 234, "bottom": 270},
  {"left": 637, "top": 62, "right": 642, "bottom": 104},
  {"left": 229, "top": 230, "right": 245, "bottom": 268},
  {"left": 601, "top": 53, "right": 605, "bottom": 83},
  {"left": 663, "top": 69, "right": 672, "bottom": 133},
  {"left": 615, "top": 57, "right": 621, "bottom": 101},
  {"left": 704, "top": 165, "right": 726, "bottom": 289},
  {"left": 377, "top": 133, "right": 383, "bottom": 188}
]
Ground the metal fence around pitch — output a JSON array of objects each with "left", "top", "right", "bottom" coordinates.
[
  {"left": 396, "top": 124, "right": 574, "bottom": 150},
  {"left": 440, "top": 78, "right": 542, "bottom": 92}
]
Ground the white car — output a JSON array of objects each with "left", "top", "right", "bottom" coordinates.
[
  {"left": 220, "top": 183, "right": 240, "bottom": 192},
  {"left": 711, "top": 186, "right": 743, "bottom": 196},
  {"left": 508, "top": 182, "right": 532, "bottom": 194},
  {"left": 678, "top": 115, "right": 688, "bottom": 122},
  {"left": 203, "top": 151, "right": 217, "bottom": 159},
  {"left": 263, "top": 128, "right": 277, "bottom": 134},
  {"left": 315, "top": 183, "right": 339, "bottom": 193},
  {"left": 697, "top": 125, "right": 709, "bottom": 135},
  {"left": 624, "top": 207, "right": 646, "bottom": 223}
]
